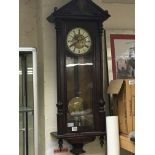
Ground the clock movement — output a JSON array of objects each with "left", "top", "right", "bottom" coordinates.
[{"left": 47, "top": 0, "right": 110, "bottom": 154}]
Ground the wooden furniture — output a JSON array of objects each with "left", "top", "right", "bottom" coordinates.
[
  {"left": 107, "top": 79, "right": 135, "bottom": 153},
  {"left": 47, "top": 0, "right": 110, "bottom": 154},
  {"left": 120, "top": 134, "right": 135, "bottom": 153}
]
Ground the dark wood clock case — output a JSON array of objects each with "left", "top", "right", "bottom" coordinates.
[{"left": 47, "top": 0, "right": 110, "bottom": 154}]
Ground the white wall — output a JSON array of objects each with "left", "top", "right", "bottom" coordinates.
[
  {"left": 19, "top": 0, "right": 134, "bottom": 155},
  {"left": 93, "top": 0, "right": 135, "bottom": 29},
  {"left": 19, "top": 0, "right": 38, "bottom": 47}
]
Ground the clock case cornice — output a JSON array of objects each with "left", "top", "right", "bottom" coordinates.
[{"left": 47, "top": 0, "right": 110, "bottom": 22}]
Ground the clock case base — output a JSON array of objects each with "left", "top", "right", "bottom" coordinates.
[{"left": 51, "top": 132, "right": 106, "bottom": 155}]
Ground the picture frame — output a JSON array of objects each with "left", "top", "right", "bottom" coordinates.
[{"left": 110, "top": 34, "right": 135, "bottom": 79}]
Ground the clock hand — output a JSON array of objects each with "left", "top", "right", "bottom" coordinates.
[
  {"left": 69, "top": 36, "right": 89, "bottom": 48},
  {"left": 69, "top": 40, "right": 79, "bottom": 48},
  {"left": 78, "top": 36, "right": 88, "bottom": 42}
]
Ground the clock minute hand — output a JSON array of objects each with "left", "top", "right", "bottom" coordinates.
[
  {"left": 83, "top": 36, "right": 88, "bottom": 40},
  {"left": 69, "top": 36, "right": 88, "bottom": 48},
  {"left": 78, "top": 36, "right": 88, "bottom": 42}
]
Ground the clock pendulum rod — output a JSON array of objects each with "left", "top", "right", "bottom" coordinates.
[{"left": 74, "top": 56, "right": 80, "bottom": 97}]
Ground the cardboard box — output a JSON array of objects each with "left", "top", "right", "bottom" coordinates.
[
  {"left": 107, "top": 79, "right": 135, "bottom": 135},
  {"left": 120, "top": 134, "right": 135, "bottom": 153}
]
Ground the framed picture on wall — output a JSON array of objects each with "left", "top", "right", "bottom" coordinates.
[{"left": 110, "top": 34, "right": 135, "bottom": 79}]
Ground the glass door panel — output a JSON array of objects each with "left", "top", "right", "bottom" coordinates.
[
  {"left": 19, "top": 52, "right": 34, "bottom": 155},
  {"left": 66, "top": 55, "right": 94, "bottom": 132}
]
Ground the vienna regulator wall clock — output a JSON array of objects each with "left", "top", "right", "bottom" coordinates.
[{"left": 47, "top": 0, "right": 110, "bottom": 154}]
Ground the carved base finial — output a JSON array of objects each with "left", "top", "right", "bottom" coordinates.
[{"left": 70, "top": 143, "right": 85, "bottom": 155}]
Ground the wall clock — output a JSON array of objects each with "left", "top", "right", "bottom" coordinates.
[{"left": 47, "top": 0, "right": 110, "bottom": 154}]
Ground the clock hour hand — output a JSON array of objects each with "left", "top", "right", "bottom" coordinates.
[{"left": 69, "top": 40, "right": 79, "bottom": 48}]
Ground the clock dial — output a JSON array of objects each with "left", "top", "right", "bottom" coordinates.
[{"left": 67, "top": 27, "right": 92, "bottom": 55}]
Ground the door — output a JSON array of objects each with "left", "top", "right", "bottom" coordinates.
[{"left": 19, "top": 48, "right": 38, "bottom": 155}]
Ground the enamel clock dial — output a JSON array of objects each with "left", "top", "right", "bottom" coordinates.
[{"left": 67, "top": 27, "right": 92, "bottom": 55}]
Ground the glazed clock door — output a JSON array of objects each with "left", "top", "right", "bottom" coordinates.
[{"left": 66, "top": 54, "right": 94, "bottom": 133}]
